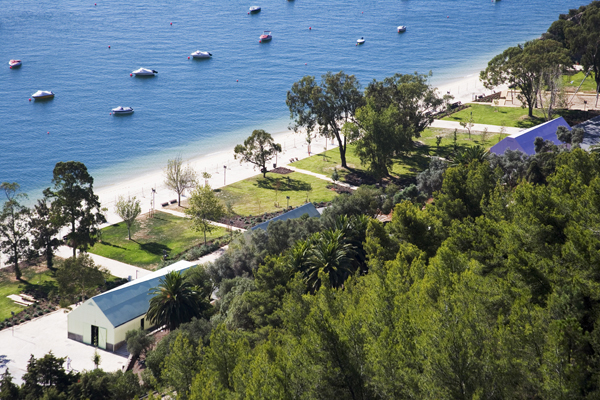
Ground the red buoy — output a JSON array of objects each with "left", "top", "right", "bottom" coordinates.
[
  {"left": 188, "top": 56, "right": 190, "bottom": 59},
  {"left": 108, "top": 45, "right": 110, "bottom": 48},
  {"left": 170, "top": 22, "right": 172, "bottom": 25},
  {"left": 47, "top": 132, "right": 49, "bottom": 134},
  {"left": 259, "top": 40, "right": 261, "bottom": 43},
  {"left": 95, "top": 3, "right": 96, "bottom": 5},
  {"left": 236, "top": 79, "right": 239, "bottom": 82},
  {"left": 9, "top": 66, "right": 12, "bottom": 69},
  {"left": 309, "top": 27, "right": 311, "bottom": 30},
  {"left": 447, "top": 16, "right": 449, "bottom": 18},
  {"left": 130, "top": 73, "right": 132, "bottom": 77},
  {"left": 29, "top": 98, "right": 31, "bottom": 101}
]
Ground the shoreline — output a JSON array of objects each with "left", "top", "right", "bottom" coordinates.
[{"left": 93, "top": 71, "right": 504, "bottom": 226}]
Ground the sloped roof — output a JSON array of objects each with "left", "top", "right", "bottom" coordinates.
[
  {"left": 575, "top": 115, "right": 600, "bottom": 151},
  {"left": 251, "top": 202, "right": 321, "bottom": 231},
  {"left": 490, "top": 116, "right": 571, "bottom": 156},
  {"left": 91, "top": 260, "right": 195, "bottom": 328}
]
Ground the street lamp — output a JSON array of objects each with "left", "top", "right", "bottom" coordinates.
[
  {"left": 286, "top": 196, "right": 290, "bottom": 209},
  {"left": 223, "top": 165, "right": 227, "bottom": 185}
]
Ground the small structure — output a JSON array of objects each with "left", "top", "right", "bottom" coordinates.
[
  {"left": 251, "top": 203, "right": 320, "bottom": 231},
  {"left": 67, "top": 260, "right": 195, "bottom": 351},
  {"left": 490, "top": 117, "right": 571, "bottom": 156},
  {"left": 575, "top": 115, "right": 600, "bottom": 151}
]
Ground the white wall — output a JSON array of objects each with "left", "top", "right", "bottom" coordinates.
[{"left": 67, "top": 300, "right": 114, "bottom": 347}]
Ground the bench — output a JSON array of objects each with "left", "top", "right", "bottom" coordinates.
[{"left": 161, "top": 202, "right": 169, "bottom": 207}]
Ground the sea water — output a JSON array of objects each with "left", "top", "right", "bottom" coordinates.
[{"left": 0, "top": 0, "right": 585, "bottom": 199}]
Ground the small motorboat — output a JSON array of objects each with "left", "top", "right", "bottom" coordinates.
[
  {"left": 249, "top": 6, "right": 261, "bottom": 13},
  {"left": 31, "top": 90, "right": 55, "bottom": 100},
  {"left": 191, "top": 50, "right": 212, "bottom": 59},
  {"left": 357, "top": 37, "right": 365, "bottom": 44},
  {"left": 112, "top": 106, "right": 134, "bottom": 115},
  {"left": 397, "top": 25, "right": 407, "bottom": 33},
  {"left": 260, "top": 31, "right": 272, "bottom": 41},
  {"left": 132, "top": 68, "right": 158, "bottom": 76},
  {"left": 9, "top": 60, "right": 22, "bottom": 68}
]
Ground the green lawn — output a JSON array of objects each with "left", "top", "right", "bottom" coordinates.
[
  {"left": 89, "top": 211, "right": 227, "bottom": 269},
  {"left": 0, "top": 269, "right": 56, "bottom": 321},
  {"left": 217, "top": 172, "right": 339, "bottom": 216},
  {"left": 290, "top": 128, "right": 509, "bottom": 184},
  {"left": 563, "top": 71, "right": 597, "bottom": 92},
  {"left": 442, "top": 103, "right": 551, "bottom": 128}
]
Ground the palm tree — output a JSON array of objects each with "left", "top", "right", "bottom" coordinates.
[
  {"left": 146, "top": 271, "right": 203, "bottom": 331},
  {"left": 452, "top": 145, "right": 489, "bottom": 166},
  {"left": 304, "top": 230, "right": 355, "bottom": 293}
]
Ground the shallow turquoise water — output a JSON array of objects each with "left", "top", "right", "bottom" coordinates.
[{"left": 0, "top": 0, "right": 584, "bottom": 197}]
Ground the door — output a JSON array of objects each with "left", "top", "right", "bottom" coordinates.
[
  {"left": 141, "top": 318, "right": 144, "bottom": 330},
  {"left": 91, "top": 325, "right": 99, "bottom": 347},
  {"left": 98, "top": 327, "right": 107, "bottom": 350}
]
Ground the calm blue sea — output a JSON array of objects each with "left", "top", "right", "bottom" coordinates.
[{"left": 0, "top": 0, "right": 585, "bottom": 200}]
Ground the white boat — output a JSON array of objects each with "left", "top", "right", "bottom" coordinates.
[
  {"left": 31, "top": 90, "right": 55, "bottom": 100},
  {"left": 260, "top": 31, "right": 272, "bottom": 41},
  {"left": 112, "top": 106, "right": 134, "bottom": 115},
  {"left": 249, "top": 6, "right": 261, "bottom": 13},
  {"left": 397, "top": 25, "right": 407, "bottom": 33},
  {"left": 357, "top": 37, "right": 365, "bottom": 44},
  {"left": 9, "top": 60, "right": 22, "bottom": 68},
  {"left": 191, "top": 50, "right": 212, "bottom": 59},
  {"left": 132, "top": 68, "right": 158, "bottom": 76}
]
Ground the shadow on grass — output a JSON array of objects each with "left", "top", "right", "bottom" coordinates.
[
  {"left": 99, "top": 241, "right": 126, "bottom": 250},
  {"left": 256, "top": 176, "right": 313, "bottom": 192},
  {"left": 515, "top": 116, "right": 545, "bottom": 129},
  {"left": 138, "top": 241, "right": 171, "bottom": 256},
  {"left": 23, "top": 280, "right": 57, "bottom": 299}
]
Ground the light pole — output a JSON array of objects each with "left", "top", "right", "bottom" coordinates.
[
  {"left": 223, "top": 165, "right": 227, "bottom": 185},
  {"left": 286, "top": 196, "right": 290, "bottom": 209},
  {"left": 11, "top": 311, "right": 14, "bottom": 336}
]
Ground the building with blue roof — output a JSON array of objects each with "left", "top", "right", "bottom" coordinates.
[
  {"left": 490, "top": 116, "right": 571, "bottom": 156},
  {"left": 250, "top": 202, "right": 321, "bottom": 231},
  {"left": 67, "top": 260, "right": 195, "bottom": 351}
]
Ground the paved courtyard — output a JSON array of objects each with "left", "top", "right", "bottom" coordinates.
[{"left": 0, "top": 308, "right": 128, "bottom": 384}]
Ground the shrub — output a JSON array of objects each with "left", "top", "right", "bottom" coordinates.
[
  {"left": 25, "top": 315, "right": 31, "bottom": 321},
  {"left": 18, "top": 319, "right": 24, "bottom": 323},
  {"left": 44, "top": 308, "right": 50, "bottom": 313}
]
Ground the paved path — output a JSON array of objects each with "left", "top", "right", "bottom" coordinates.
[
  {"left": 159, "top": 209, "right": 246, "bottom": 232},
  {"left": 286, "top": 166, "right": 359, "bottom": 190},
  {"left": 0, "top": 309, "right": 129, "bottom": 384},
  {"left": 55, "top": 247, "right": 152, "bottom": 280},
  {"left": 430, "top": 120, "right": 523, "bottom": 135}
]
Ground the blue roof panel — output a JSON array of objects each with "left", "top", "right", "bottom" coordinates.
[{"left": 490, "top": 117, "right": 571, "bottom": 156}]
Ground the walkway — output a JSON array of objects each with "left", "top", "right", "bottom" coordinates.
[
  {"left": 55, "top": 247, "right": 152, "bottom": 280},
  {"left": 286, "top": 166, "right": 359, "bottom": 190},
  {"left": 430, "top": 120, "right": 523, "bottom": 135}
]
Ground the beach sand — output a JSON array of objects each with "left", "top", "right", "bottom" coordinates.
[{"left": 94, "top": 73, "right": 502, "bottom": 226}]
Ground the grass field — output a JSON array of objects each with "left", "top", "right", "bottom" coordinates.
[
  {"left": 89, "top": 211, "right": 227, "bottom": 269},
  {"left": 216, "top": 172, "right": 339, "bottom": 216},
  {"left": 563, "top": 71, "right": 597, "bottom": 92},
  {"left": 0, "top": 268, "right": 56, "bottom": 321},
  {"left": 442, "top": 103, "right": 550, "bottom": 128},
  {"left": 291, "top": 128, "right": 509, "bottom": 183}
]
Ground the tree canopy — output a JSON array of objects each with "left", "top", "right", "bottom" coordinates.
[
  {"left": 44, "top": 161, "right": 106, "bottom": 257},
  {"left": 234, "top": 129, "right": 282, "bottom": 177},
  {"left": 164, "top": 155, "right": 197, "bottom": 207},
  {"left": 184, "top": 184, "right": 225, "bottom": 245},
  {"left": 287, "top": 71, "right": 364, "bottom": 168},
  {"left": 0, "top": 182, "right": 31, "bottom": 280}
]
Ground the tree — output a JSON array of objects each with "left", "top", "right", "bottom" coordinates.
[
  {"left": 234, "top": 130, "right": 282, "bottom": 178},
  {"left": 353, "top": 99, "right": 401, "bottom": 179},
  {"left": 114, "top": 196, "right": 141, "bottom": 240},
  {"left": 20, "top": 352, "right": 76, "bottom": 399},
  {"left": 185, "top": 184, "right": 225, "bottom": 245},
  {"left": 29, "top": 197, "right": 62, "bottom": 270},
  {"left": 44, "top": 161, "right": 106, "bottom": 257},
  {"left": 162, "top": 333, "right": 201, "bottom": 400},
  {"left": 92, "top": 350, "right": 101, "bottom": 369},
  {"left": 55, "top": 254, "right": 106, "bottom": 303},
  {"left": 125, "top": 328, "right": 155, "bottom": 358},
  {"left": 164, "top": 155, "right": 197, "bottom": 206},
  {"left": 459, "top": 112, "right": 475, "bottom": 139},
  {"left": 556, "top": 126, "right": 585, "bottom": 147},
  {"left": 147, "top": 270, "right": 204, "bottom": 331},
  {"left": 287, "top": 71, "right": 364, "bottom": 168},
  {"left": 0, "top": 182, "right": 31, "bottom": 280},
  {"left": 480, "top": 39, "right": 570, "bottom": 117},
  {"left": 564, "top": 2, "right": 600, "bottom": 105},
  {"left": 0, "top": 369, "right": 19, "bottom": 400}
]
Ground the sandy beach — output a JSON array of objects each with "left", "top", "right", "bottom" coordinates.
[{"left": 93, "top": 72, "right": 502, "bottom": 226}]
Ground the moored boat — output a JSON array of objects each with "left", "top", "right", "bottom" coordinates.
[
  {"left": 249, "top": 6, "right": 261, "bottom": 13},
  {"left": 397, "top": 25, "right": 407, "bottom": 33},
  {"left": 132, "top": 68, "right": 158, "bottom": 76},
  {"left": 9, "top": 60, "right": 22, "bottom": 68},
  {"left": 260, "top": 31, "right": 272, "bottom": 41},
  {"left": 112, "top": 106, "right": 134, "bottom": 115},
  {"left": 191, "top": 50, "right": 212, "bottom": 59},
  {"left": 357, "top": 37, "right": 365, "bottom": 44},
  {"left": 31, "top": 90, "right": 55, "bottom": 100}
]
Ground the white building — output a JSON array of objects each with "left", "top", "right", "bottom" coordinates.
[{"left": 67, "top": 260, "right": 195, "bottom": 351}]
